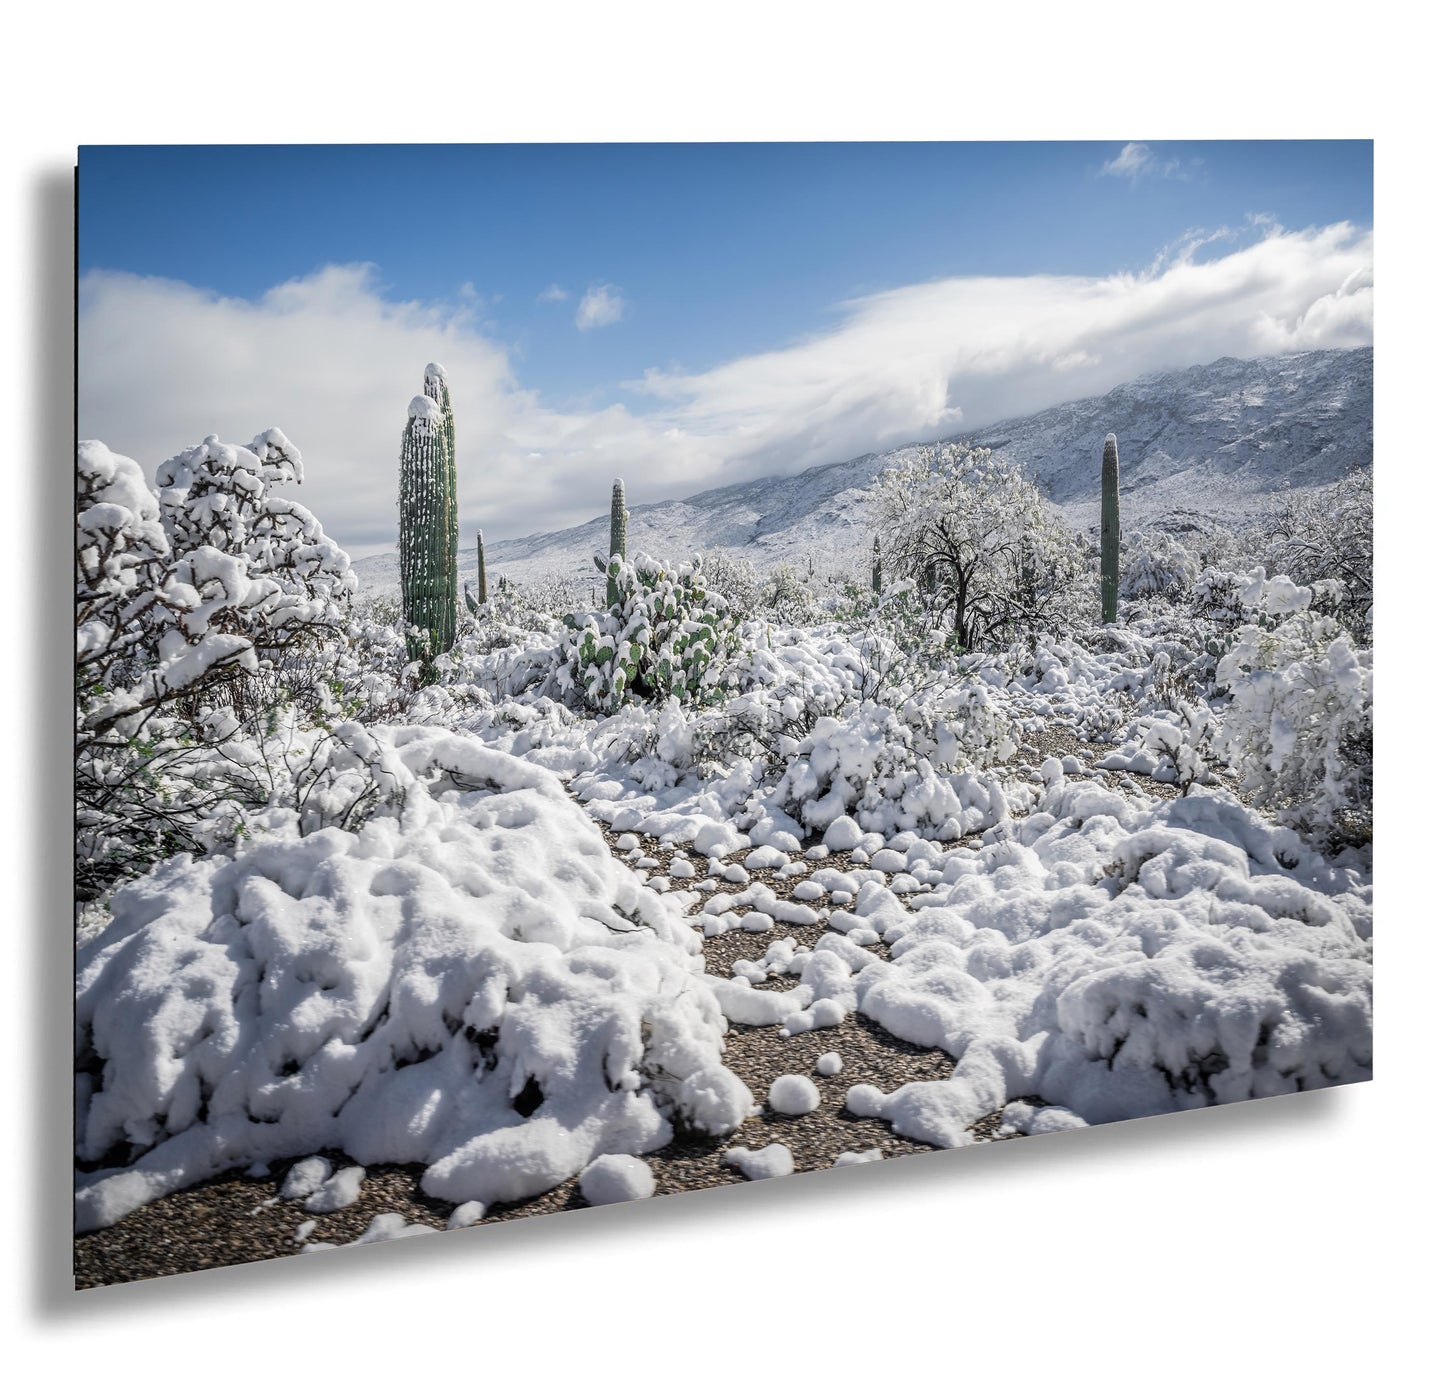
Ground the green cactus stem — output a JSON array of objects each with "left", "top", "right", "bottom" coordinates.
[
  {"left": 464, "top": 529, "right": 488, "bottom": 616},
  {"left": 607, "top": 477, "right": 628, "bottom": 606},
  {"left": 399, "top": 393, "right": 455, "bottom": 661},
  {"left": 1101, "top": 432, "right": 1120, "bottom": 624},
  {"left": 871, "top": 534, "right": 883, "bottom": 596},
  {"left": 423, "top": 363, "right": 457, "bottom": 628}
]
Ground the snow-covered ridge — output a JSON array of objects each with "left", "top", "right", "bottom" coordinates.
[{"left": 351, "top": 347, "right": 1372, "bottom": 597}]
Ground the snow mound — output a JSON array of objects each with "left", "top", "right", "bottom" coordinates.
[
  {"left": 724, "top": 1143, "right": 795, "bottom": 1179},
  {"left": 847, "top": 782, "right": 1372, "bottom": 1145},
  {"left": 579, "top": 1154, "right": 657, "bottom": 1205},
  {"left": 74, "top": 729, "right": 751, "bottom": 1231}
]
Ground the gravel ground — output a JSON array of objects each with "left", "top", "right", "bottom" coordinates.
[{"left": 74, "top": 722, "right": 1129, "bottom": 1289}]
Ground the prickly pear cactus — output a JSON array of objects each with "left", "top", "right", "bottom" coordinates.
[{"left": 561, "top": 553, "right": 735, "bottom": 714}]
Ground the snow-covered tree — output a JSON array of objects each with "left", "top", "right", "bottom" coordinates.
[{"left": 868, "top": 445, "right": 1087, "bottom": 650}]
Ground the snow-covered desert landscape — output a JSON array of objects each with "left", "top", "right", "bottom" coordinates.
[{"left": 73, "top": 338, "right": 1373, "bottom": 1284}]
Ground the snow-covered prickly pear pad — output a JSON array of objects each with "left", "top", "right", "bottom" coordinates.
[{"left": 74, "top": 729, "right": 753, "bottom": 1232}]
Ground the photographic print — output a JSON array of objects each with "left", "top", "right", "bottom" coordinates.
[{"left": 73, "top": 141, "right": 1373, "bottom": 1288}]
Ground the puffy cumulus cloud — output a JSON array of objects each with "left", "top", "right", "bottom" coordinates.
[
  {"left": 1101, "top": 141, "right": 1184, "bottom": 181},
  {"left": 77, "top": 264, "right": 685, "bottom": 553},
  {"left": 575, "top": 283, "right": 624, "bottom": 330},
  {"left": 78, "top": 222, "right": 1371, "bottom": 554}
]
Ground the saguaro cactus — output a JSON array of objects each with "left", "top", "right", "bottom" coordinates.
[
  {"left": 423, "top": 363, "right": 458, "bottom": 626},
  {"left": 607, "top": 477, "right": 628, "bottom": 606},
  {"left": 1101, "top": 432, "right": 1121, "bottom": 624},
  {"left": 464, "top": 528, "right": 488, "bottom": 616},
  {"left": 871, "top": 534, "right": 883, "bottom": 596},
  {"left": 399, "top": 393, "right": 455, "bottom": 661}
]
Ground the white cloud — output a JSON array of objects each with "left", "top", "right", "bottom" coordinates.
[
  {"left": 536, "top": 283, "right": 570, "bottom": 303},
  {"left": 1101, "top": 141, "right": 1184, "bottom": 181},
  {"left": 78, "top": 222, "right": 1371, "bottom": 555},
  {"left": 575, "top": 283, "right": 624, "bottom": 330}
]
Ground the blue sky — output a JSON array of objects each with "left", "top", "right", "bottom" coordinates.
[
  {"left": 77, "top": 141, "right": 1373, "bottom": 551},
  {"left": 80, "top": 141, "right": 1371, "bottom": 411}
]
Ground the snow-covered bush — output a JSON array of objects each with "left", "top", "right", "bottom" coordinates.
[
  {"left": 869, "top": 445, "right": 1091, "bottom": 650},
  {"left": 75, "top": 434, "right": 356, "bottom": 896},
  {"left": 771, "top": 692, "right": 1015, "bottom": 841},
  {"left": 842, "top": 782, "right": 1372, "bottom": 1145},
  {"left": 696, "top": 548, "right": 763, "bottom": 618},
  {"left": 1256, "top": 467, "right": 1373, "bottom": 636},
  {"left": 1120, "top": 528, "right": 1199, "bottom": 602},
  {"left": 1214, "top": 586, "right": 1372, "bottom": 845},
  {"left": 558, "top": 554, "right": 738, "bottom": 714},
  {"left": 74, "top": 730, "right": 753, "bottom": 1230},
  {"left": 758, "top": 563, "right": 819, "bottom": 626}
]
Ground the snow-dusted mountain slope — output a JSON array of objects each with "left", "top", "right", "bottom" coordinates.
[{"left": 353, "top": 347, "right": 1371, "bottom": 596}]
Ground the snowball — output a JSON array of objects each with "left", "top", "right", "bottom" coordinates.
[
  {"left": 724, "top": 1143, "right": 795, "bottom": 1180},
  {"left": 446, "top": 1201, "right": 487, "bottom": 1229},
  {"left": 834, "top": 1148, "right": 883, "bottom": 1167},
  {"left": 768, "top": 1074, "right": 821, "bottom": 1115},
  {"left": 279, "top": 1156, "right": 332, "bottom": 1202},
  {"left": 823, "top": 816, "right": 864, "bottom": 851},
  {"left": 579, "top": 1154, "right": 657, "bottom": 1205},
  {"left": 846, "top": 1084, "right": 886, "bottom": 1118},
  {"left": 815, "top": 1052, "right": 843, "bottom": 1077},
  {"left": 303, "top": 1165, "right": 366, "bottom": 1214}
]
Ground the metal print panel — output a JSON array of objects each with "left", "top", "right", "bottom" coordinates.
[{"left": 73, "top": 141, "right": 1373, "bottom": 1287}]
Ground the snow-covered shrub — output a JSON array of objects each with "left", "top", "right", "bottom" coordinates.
[
  {"left": 1256, "top": 467, "right": 1373, "bottom": 636},
  {"left": 75, "top": 434, "right": 356, "bottom": 896},
  {"left": 74, "top": 730, "right": 753, "bottom": 1230},
  {"left": 558, "top": 553, "right": 738, "bottom": 714},
  {"left": 696, "top": 548, "right": 763, "bottom": 618},
  {"left": 758, "top": 563, "right": 819, "bottom": 626},
  {"left": 837, "top": 781, "right": 1372, "bottom": 1146},
  {"left": 771, "top": 692, "right": 1015, "bottom": 841},
  {"left": 1214, "top": 588, "right": 1372, "bottom": 845},
  {"left": 869, "top": 445, "right": 1091, "bottom": 650},
  {"left": 1120, "top": 528, "right": 1199, "bottom": 602}
]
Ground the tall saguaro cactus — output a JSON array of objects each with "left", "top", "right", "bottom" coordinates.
[
  {"left": 871, "top": 534, "right": 883, "bottom": 596},
  {"left": 423, "top": 363, "right": 458, "bottom": 626},
  {"left": 1101, "top": 432, "right": 1121, "bottom": 624},
  {"left": 399, "top": 393, "right": 455, "bottom": 661},
  {"left": 607, "top": 477, "right": 628, "bottom": 606},
  {"left": 464, "top": 529, "right": 488, "bottom": 616}
]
